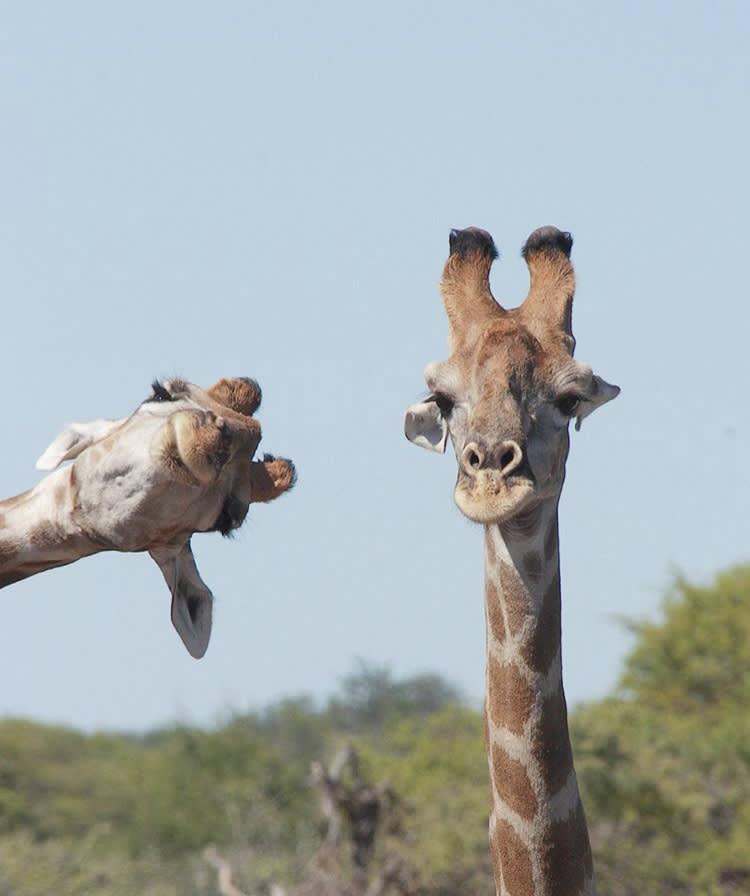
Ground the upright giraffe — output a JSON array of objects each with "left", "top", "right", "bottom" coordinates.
[
  {"left": 0, "top": 376, "right": 295, "bottom": 657},
  {"left": 404, "top": 227, "right": 619, "bottom": 896}
]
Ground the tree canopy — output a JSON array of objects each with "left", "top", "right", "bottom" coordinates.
[{"left": 0, "top": 568, "right": 748, "bottom": 894}]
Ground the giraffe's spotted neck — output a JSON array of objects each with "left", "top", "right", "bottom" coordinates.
[
  {"left": 484, "top": 503, "right": 595, "bottom": 896},
  {"left": 0, "top": 466, "right": 99, "bottom": 588}
]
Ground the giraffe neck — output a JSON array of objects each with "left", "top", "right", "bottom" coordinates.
[
  {"left": 0, "top": 467, "right": 101, "bottom": 588},
  {"left": 484, "top": 503, "right": 595, "bottom": 896}
]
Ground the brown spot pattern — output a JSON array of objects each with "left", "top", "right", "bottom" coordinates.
[
  {"left": 489, "top": 826, "right": 504, "bottom": 893},
  {"left": 523, "top": 550, "right": 542, "bottom": 578},
  {"left": 543, "top": 800, "right": 593, "bottom": 894},
  {"left": 494, "top": 819, "right": 535, "bottom": 896},
  {"left": 499, "top": 561, "right": 532, "bottom": 636},
  {"left": 485, "top": 578, "right": 507, "bottom": 643},
  {"left": 538, "top": 687, "right": 574, "bottom": 798},
  {"left": 491, "top": 743, "right": 538, "bottom": 822},
  {"left": 487, "top": 655, "right": 534, "bottom": 735},
  {"left": 30, "top": 522, "right": 57, "bottom": 549},
  {"left": 485, "top": 737, "right": 495, "bottom": 816},
  {"left": 67, "top": 465, "right": 81, "bottom": 519},
  {"left": 505, "top": 503, "right": 542, "bottom": 539},
  {"left": 544, "top": 522, "right": 558, "bottom": 563},
  {"left": 521, "top": 569, "right": 561, "bottom": 674}
]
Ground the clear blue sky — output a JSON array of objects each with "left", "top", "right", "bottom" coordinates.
[{"left": 1, "top": 1, "right": 748, "bottom": 732}]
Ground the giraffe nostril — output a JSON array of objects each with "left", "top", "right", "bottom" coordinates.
[
  {"left": 461, "top": 442, "right": 485, "bottom": 475},
  {"left": 498, "top": 440, "right": 523, "bottom": 477}
]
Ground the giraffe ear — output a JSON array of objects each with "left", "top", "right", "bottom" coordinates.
[
  {"left": 35, "top": 419, "right": 125, "bottom": 471},
  {"left": 574, "top": 375, "right": 620, "bottom": 431},
  {"left": 404, "top": 400, "right": 448, "bottom": 453},
  {"left": 150, "top": 541, "right": 213, "bottom": 659}
]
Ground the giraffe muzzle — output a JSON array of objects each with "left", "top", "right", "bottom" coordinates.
[{"left": 455, "top": 440, "right": 534, "bottom": 524}]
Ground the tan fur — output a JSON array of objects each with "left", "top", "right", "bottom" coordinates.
[
  {"left": 247, "top": 457, "right": 296, "bottom": 503},
  {"left": 156, "top": 406, "right": 261, "bottom": 488},
  {"left": 441, "top": 247, "right": 500, "bottom": 350},
  {"left": 520, "top": 249, "right": 576, "bottom": 351},
  {"left": 163, "top": 412, "right": 229, "bottom": 486},
  {"left": 206, "top": 377, "right": 262, "bottom": 417}
]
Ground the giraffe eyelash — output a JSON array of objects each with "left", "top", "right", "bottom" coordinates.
[
  {"left": 148, "top": 380, "right": 175, "bottom": 403},
  {"left": 554, "top": 393, "right": 584, "bottom": 417},
  {"left": 431, "top": 392, "right": 455, "bottom": 418}
]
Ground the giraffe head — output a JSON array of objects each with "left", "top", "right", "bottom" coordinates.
[
  {"left": 34, "top": 376, "right": 295, "bottom": 657},
  {"left": 405, "top": 226, "right": 619, "bottom": 525}
]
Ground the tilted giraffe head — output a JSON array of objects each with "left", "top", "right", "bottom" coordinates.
[
  {"left": 31, "top": 376, "right": 295, "bottom": 657},
  {"left": 404, "top": 226, "right": 619, "bottom": 524}
]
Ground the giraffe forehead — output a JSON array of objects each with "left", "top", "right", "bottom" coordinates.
[{"left": 471, "top": 324, "right": 578, "bottom": 398}]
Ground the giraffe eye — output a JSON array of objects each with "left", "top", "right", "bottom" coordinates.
[
  {"left": 432, "top": 392, "right": 455, "bottom": 418},
  {"left": 555, "top": 393, "right": 581, "bottom": 417}
]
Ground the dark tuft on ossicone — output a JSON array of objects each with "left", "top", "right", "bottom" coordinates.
[
  {"left": 448, "top": 227, "right": 499, "bottom": 261},
  {"left": 521, "top": 226, "right": 573, "bottom": 260}
]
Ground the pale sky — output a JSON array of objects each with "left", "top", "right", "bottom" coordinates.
[{"left": 1, "top": 1, "right": 748, "bottom": 731}]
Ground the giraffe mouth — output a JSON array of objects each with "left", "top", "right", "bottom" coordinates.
[{"left": 453, "top": 474, "right": 535, "bottom": 525}]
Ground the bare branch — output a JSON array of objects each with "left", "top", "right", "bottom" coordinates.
[{"left": 204, "top": 845, "right": 287, "bottom": 896}]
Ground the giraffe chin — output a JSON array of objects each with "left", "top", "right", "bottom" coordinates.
[{"left": 453, "top": 478, "right": 535, "bottom": 525}]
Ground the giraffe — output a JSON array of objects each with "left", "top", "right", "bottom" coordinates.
[
  {"left": 404, "top": 226, "right": 619, "bottom": 896},
  {"left": 0, "top": 376, "right": 295, "bottom": 658}
]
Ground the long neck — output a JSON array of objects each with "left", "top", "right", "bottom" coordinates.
[
  {"left": 484, "top": 503, "right": 595, "bottom": 896},
  {"left": 0, "top": 467, "right": 101, "bottom": 588}
]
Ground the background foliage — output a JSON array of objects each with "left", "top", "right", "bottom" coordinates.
[{"left": 0, "top": 567, "right": 748, "bottom": 894}]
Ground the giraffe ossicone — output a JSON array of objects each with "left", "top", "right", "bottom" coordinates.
[
  {"left": 0, "top": 376, "right": 295, "bottom": 659},
  {"left": 405, "top": 226, "right": 618, "bottom": 896}
]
